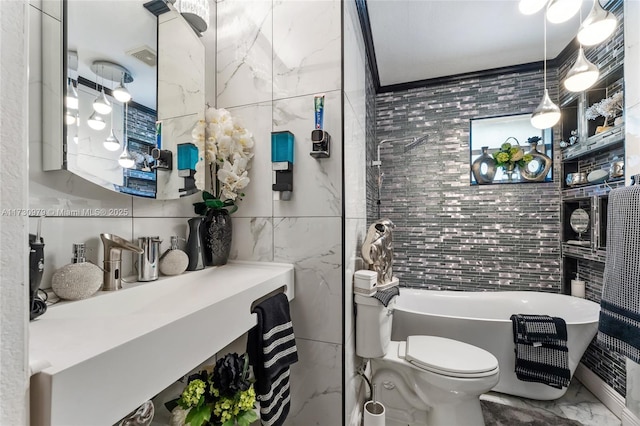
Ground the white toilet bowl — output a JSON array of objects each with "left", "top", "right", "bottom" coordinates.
[{"left": 371, "top": 337, "right": 499, "bottom": 426}]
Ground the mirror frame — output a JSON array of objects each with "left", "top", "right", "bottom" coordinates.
[{"left": 569, "top": 208, "right": 590, "bottom": 234}]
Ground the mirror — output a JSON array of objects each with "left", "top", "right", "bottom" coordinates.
[
  {"left": 570, "top": 208, "right": 590, "bottom": 235},
  {"left": 43, "top": 0, "right": 205, "bottom": 200},
  {"left": 470, "top": 113, "right": 553, "bottom": 185}
]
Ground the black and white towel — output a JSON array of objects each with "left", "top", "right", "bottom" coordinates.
[
  {"left": 598, "top": 184, "right": 640, "bottom": 363},
  {"left": 510, "top": 314, "right": 570, "bottom": 389},
  {"left": 373, "top": 286, "right": 399, "bottom": 307},
  {"left": 247, "top": 293, "right": 298, "bottom": 426}
]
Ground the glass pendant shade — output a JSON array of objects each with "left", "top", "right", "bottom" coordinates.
[
  {"left": 577, "top": 0, "right": 617, "bottom": 46},
  {"left": 531, "top": 89, "right": 561, "bottom": 129},
  {"left": 118, "top": 149, "right": 135, "bottom": 169},
  {"left": 104, "top": 129, "right": 121, "bottom": 151},
  {"left": 65, "top": 81, "right": 79, "bottom": 110},
  {"left": 93, "top": 89, "right": 112, "bottom": 115},
  {"left": 564, "top": 47, "right": 599, "bottom": 92},
  {"left": 519, "top": 0, "right": 548, "bottom": 15},
  {"left": 546, "top": 0, "right": 581, "bottom": 23},
  {"left": 112, "top": 82, "right": 132, "bottom": 103},
  {"left": 87, "top": 111, "right": 106, "bottom": 130},
  {"left": 73, "top": 134, "right": 79, "bottom": 144}
]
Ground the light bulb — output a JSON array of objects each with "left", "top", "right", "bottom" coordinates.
[
  {"left": 546, "top": 0, "right": 581, "bottom": 24},
  {"left": 93, "top": 89, "right": 112, "bottom": 115},
  {"left": 87, "top": 111, "right": 106, "bottom": 130},
  {"left": 531, "top": 89, "right": 561, "bottom": 129},
  {"left": 519, "top": 0, "right": 548, "bottom": 15},
  {"left": 577, "top": 0, "right": 617, "bottom": 46},
  {"left": 65, "top": 80, "right": 79, "bottom": 110},
  {"left": 118, "top": 149, "right": 135, "bottom": 169},
  {"left": 104, "top": 129, "right": 121, "bottom": 151},
  {"left": 113, "top": 83, "right": 132, "bottom": 103},
  {"left": 73, "top": 134, "right": 79, "bottom": 144},
  {"left": 65, "top": 111, "right": 76, "bottom": 125},
  {"left": 564, "top": 47, "right": 599, "bottom": 92}
]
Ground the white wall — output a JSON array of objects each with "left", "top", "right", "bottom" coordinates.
[
  {"left": 0, "top": 1, "right": 30, "bottom": 424},
  {"left": 215, "top": 0, "right": 344, "bottom": 422}
]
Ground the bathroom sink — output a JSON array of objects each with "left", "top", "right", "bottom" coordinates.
[{"left": 29, "top": 261, "right": 294, "bottom": 426}]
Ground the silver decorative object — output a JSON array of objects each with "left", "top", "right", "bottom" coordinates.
[
  {"left": 361, "top": 219, "right": 395, "bottom": 286},
  {"left": 471, "top": 146, "right": 497, "bottom": 184},
  {"left": 520, "top": 139, "right": 552, "bottom": 182}
]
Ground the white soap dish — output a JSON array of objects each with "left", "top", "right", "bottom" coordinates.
[{"left": 587, "top": 169, "right": 609, "bottom": 184}]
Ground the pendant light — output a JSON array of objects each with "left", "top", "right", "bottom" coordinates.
[
  {"left": 112, "top": 76, "right": 132, "bottom": 103},
  {"left": 519, "top": 0, "right": 548, "bottom": 15},
  {"left": 104, "top": 106, "right": 121, "bottom": 151},
  {"left": 92, "top": 67, "right": 112, "bottom": 115},
  {"left": 531, "top": 12, "right": 561, "bottom": 129},
  {"left": 577, "top": 0, "right": 617, "bottom": 46},
  {"left": 65, "top": 79, "right": 79, "bottom": 110},
  {"left": 87, "top": 111, "right": 106, "bottom": 130},
  {"left": 65, "top": 110, "right": 76, "bottom": 126},
  {"left": 118, "top": 103, "right": 135, "bottom": 169},
  {"left": 546, "top": 0, "right": 581, "bottom": 23}
]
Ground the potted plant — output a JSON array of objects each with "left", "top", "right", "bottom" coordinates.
[
  {"left": 585, "top": 91, "right": 623, "bottom": 133},
  {"left": 192, "top": 107, "right": 254, "bottom": 266}
]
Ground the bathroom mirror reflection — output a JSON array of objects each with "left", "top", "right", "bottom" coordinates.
[
  {"left": 43, "top": 0, "right": 206, "bottom": 200},
  {"left": 570, "top": 208, "right": 590, "bottom": 235},
  {"left": 470, "top": 113, "right": 553, "bottom": 185}
]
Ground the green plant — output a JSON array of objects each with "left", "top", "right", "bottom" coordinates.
[
  {"left": 166, "top": 353, "right": 258, "bottom": 426},
  {"left": 492, "top": 138, "right": 533, "bottom": 169}
]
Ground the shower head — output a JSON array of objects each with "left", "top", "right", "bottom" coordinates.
[{"left": 404, "top": 135, "right": 428, "bottom": 153}]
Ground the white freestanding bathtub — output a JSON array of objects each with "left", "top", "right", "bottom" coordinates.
[{"left": 391, "top": 289, "right": 601, "bottom": 400}]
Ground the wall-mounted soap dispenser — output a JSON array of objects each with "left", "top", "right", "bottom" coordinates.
[
  {"left": 272, "top": 131, "right": 294, "bottom": 201},
  {"left": 310, "top": 93, "right": 330, "bottom": 158},
  {"left": 177, "top": 142, "right": 200, "bottom": 196}
]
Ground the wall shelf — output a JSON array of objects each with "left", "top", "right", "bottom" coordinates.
[
  {"left": 561, "top": 125, "right": 625, "bottom": 162},
  {"left": 29, "top": 261, "right": 295, "bottom": 426}
]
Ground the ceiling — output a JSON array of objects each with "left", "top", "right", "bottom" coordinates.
[
  {"left": 67, "top": 1, "right": 157, "bottom": 109},
  {"left": 365, "top": 0, "right": 595, "bottom": 89}
]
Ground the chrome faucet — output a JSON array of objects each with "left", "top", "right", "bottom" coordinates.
[{"left": 100, "top": 233, "right": 144, "bottom": 291}]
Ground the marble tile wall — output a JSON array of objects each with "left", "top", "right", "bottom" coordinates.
[{"left": 215, "top": 0, "right": 347, "bottom": 423}]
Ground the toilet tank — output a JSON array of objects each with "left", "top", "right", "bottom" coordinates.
[{"left": 355, "top": 294, "right": 396, "bottom": 358}]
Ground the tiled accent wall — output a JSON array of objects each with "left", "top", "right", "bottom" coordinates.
[
  {"left": 372, "top": 71, "right": 563, "bottom": 291},
  {"left": 126, "top": 105, "right": 156, "bottom": 144}
]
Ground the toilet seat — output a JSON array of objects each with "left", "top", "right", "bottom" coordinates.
[{"left": 398, "top": 336, "right": 499, "bottom": 378}]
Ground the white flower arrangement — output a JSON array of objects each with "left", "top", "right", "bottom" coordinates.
[
  {"left": 585, "top": 91, "right": 623, "bottom": 126},
  {"left": 191, "top": 107, "right": 254, "bottom": 214}
]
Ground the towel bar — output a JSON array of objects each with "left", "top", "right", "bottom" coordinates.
[{"left": 251, "top": 285, "right": 288, "bottom": 311}]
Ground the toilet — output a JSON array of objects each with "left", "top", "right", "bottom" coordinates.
[{"left": 355, "top": 294, "right": 499, "bottom": 426}]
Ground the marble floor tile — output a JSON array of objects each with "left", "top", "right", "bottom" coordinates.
[{"left": 480, "top": 379, "right": 621, "bottom": 426}]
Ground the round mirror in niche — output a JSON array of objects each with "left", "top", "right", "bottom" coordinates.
[{"left": 570, "top": 208, "right": 590, "bottom": 235}]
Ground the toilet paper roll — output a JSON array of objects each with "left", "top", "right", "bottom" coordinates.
[{"left": 363, "top": 401, "right": 385, "bottom": 426}]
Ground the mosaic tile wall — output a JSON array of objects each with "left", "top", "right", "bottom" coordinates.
[{"left": 372, "top": 70, "right": 563, "bottom": 291}]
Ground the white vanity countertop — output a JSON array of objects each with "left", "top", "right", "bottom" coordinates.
[{"left": 29, "top": 260, "right": 294, "bottom": 426}]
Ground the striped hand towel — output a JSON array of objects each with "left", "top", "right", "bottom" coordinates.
[
  {"left": 598, "top": 184, "right": 640, "bottom": 363},
  {"left": 510, "top": 314, "right": 570, "bottom": 389},
  {"left": 247, "top": 293, "right": 298, "bottom": 426}
]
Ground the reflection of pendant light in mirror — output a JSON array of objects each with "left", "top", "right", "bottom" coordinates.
[
  {"left": 546, "top": 0, "right": 581, "bottom": 23},
  {"left": 65, "top": 111, "right": 76, "bottom": 126},
  {"left": 118, "top": 103, "right": 135, "bottom": 169},
  {"left": 564, "top": 48, "right": 599, "bottom": 92},
  {"left": 87, "top": 111, "right": 106, "bottom": 130},
  {"left": 112, "top": 77, "right": 132, "bottom": 103},
  {"left": 531, "top": 13, "right": 561, "bottom": 129},
  {"left": 577, "top": 0, "right": 617, "bottom": 46},
  {"left": 519, "top": 0, "right": 547, "bottom": 15},
  {"left": 175, "top": 0, "right": 210, "bottom": 32},
  {"left": 65, "top": 79, "right": 79, "bottom": 110},
  {"left": 104, "top": 108, "right": 121, "bottom": 151},
  {"left": 92, "top": 66, "right": 112, "bottom": 115}
]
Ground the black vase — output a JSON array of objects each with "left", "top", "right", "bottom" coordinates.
[{"left": 203, "top": 209, "right": 232, "bottom": 266}]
